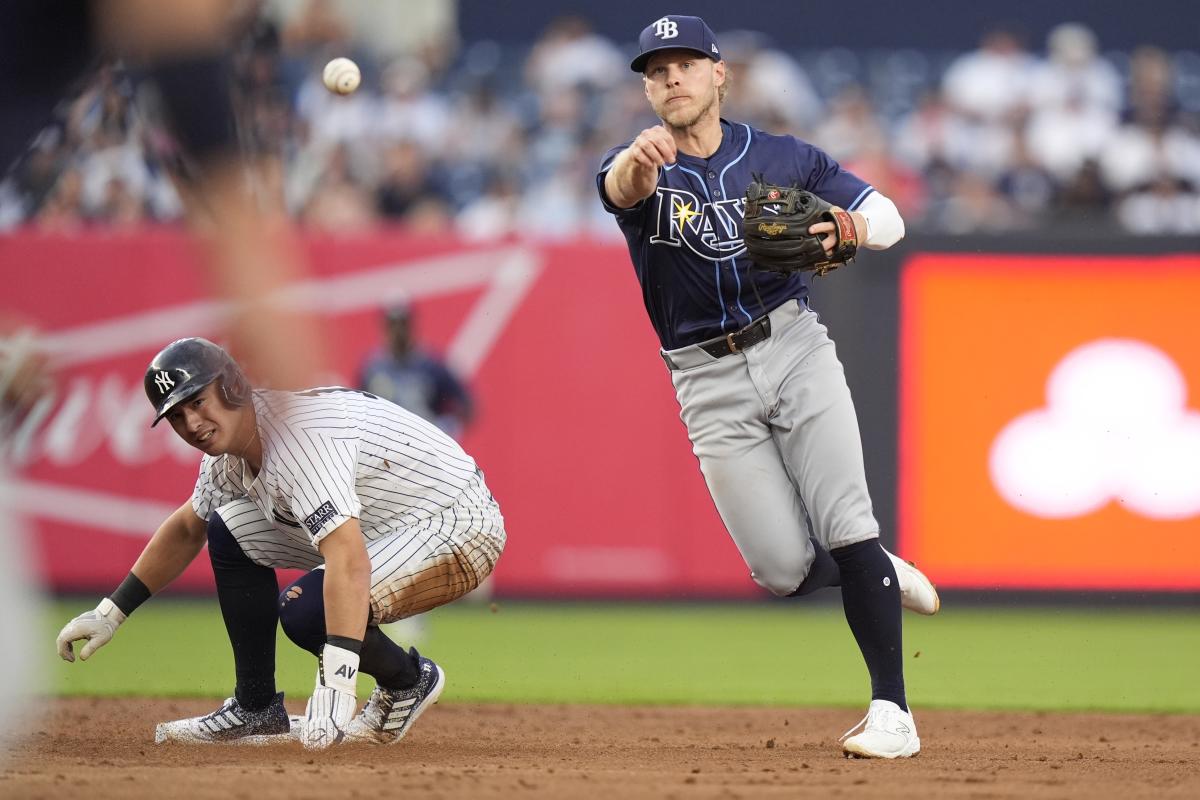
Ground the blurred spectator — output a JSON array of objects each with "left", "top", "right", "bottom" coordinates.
[
  {"left": 1028, "top": 23, "right": 1122, "bottom": 114},
  {"left": 996, "top": 134, "right": 1057, "bottom": 221},
  {"left": 455, "top": 174, "right": 522, "bottom": 241},
  {"left": 523, "top": 16, "right": 624, "bottom": 94},
  {"left": 811, "top": 85, "right": 888, "bottom": 163},
  {"left": 3, "top": 3, "right": 1198, "bottom": 239},
  {"left": 1055, "top": 159, "right": 1113, "bottom": 225},
  {"left": 359, "top": 302, "right": 474, "bottom": 439},
  {"left": 1123, "top": 47, "right": 1182, "bottom": 128},
  {"left": 942, "top": 27, "right": 1036, "bottom": 124},
  {"left": 1024, "top": 91, "right": 1118, "bottom": 181},
  {"left": 375, "top": 140, "right": 439, "bottom": 220},
  {"left": 376, "top": 57, "right": 452, "bottom": 152},
  {"left": 716, "top": 30, "right": 823, "bottom": 135},
  {"left": 1098, "top": 119, "right": 1200, "bottom": 194},
  {"left": 936, "top": 172, "right": 1021, "bottom": 233},
  {"left": 1115, "top": 176, "right": 1200, "bottom": 234}
]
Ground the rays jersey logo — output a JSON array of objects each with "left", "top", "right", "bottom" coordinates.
[{"left": 649, "top": 187, "right": 747, "bottom": 261}]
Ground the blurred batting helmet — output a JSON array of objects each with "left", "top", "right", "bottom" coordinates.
[{"left": 144, "top": 337, "right": 250, "bottom": 427}]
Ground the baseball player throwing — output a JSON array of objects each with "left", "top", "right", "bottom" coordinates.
[
  {"left": 598, "top": 15, "right": 938, "bottom": 759},
  {"left": 55, "top": 338, "right": 505, "bottom": 748}
]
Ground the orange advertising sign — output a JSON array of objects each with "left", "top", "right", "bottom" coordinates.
[{"left": 899, "top": 254, "right": 1200, "bottom": 590}]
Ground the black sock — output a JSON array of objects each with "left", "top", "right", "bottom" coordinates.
[
  {"left": 208, "top": 516, "right": 279, "bottom": 710},
  {"left": 789, "top": 538, "right": 842, "bottom": 597},
  {"left": 360, "top": 627, "right": 420, "bottom": 690},
  {"left": 831, "top": 539, "right": 906, "bottom": 711}
]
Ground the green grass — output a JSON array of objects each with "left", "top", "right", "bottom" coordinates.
[{"left": 41, "top": 599, "right": 1200, "bottom": 713}]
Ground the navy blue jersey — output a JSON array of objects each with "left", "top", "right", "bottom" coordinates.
[{"left": 598, "top": 119, "right": 874, "bottom": 350}]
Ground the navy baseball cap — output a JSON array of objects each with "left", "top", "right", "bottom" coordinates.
[{"left": 630, "top": 15, "right": 722, "bottom": 73}]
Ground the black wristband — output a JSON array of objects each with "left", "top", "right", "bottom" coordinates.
[
  {"left": 325, "top": 635, "right": 363, "bottom": 656},
  {"left": 109, "top": 572, "right": 152, "bottom": 617}
]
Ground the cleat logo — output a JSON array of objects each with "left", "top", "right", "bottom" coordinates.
[
  {"left": 652, "top": 17, "right": 679, "bottom": 39},
  {"left": 154, "top": 371, "right": 174, "bottom": 394},
  {"left": 896, "top": 722, "right": 911, "bottom": 734}
]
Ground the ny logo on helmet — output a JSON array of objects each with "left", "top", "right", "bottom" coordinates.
[
  {"left": 653, "top": 17, "right": 679, "bottom": 39},
  {"left": 154, "top": 371, "right": 175, "bottom": 394}
]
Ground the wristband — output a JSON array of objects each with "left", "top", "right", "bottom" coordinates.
[
  {"left": 325, "top": 634, "right": 363, "bottom": 655},
  {"left": 109, "top": 572, "right": 151, "bottom": 617},
  {"left": 319, "top": 641, "right": 361, "bottom": 694}
]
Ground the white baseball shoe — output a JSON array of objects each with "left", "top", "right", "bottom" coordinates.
[
  {"left": 343, "top": 655, "right": 446, "bottom": 745},
  {"left": 155, "top": 692, "right": 300, "bottom": 745},
  {"left": 840, "top": 699, "right": 921, "bottom": 759},
  {"left": 885, "top": 551, "right": 940, "bottom": 615}
]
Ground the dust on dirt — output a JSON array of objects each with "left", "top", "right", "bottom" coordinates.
[{"left": 3, "top": 698, "right": 1198, "bottom": 799}]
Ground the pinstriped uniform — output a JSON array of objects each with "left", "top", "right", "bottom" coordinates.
[{"left": 190, "top": 389, "right": 505, "bottom": 623}]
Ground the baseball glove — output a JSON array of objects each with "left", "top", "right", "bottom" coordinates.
[{"left": 742, "top": 175, "right": 859, "bottom": 276}]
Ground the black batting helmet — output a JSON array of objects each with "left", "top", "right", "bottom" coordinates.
[{"left": 144, "top": 337, "right": 250, "bottom": 427}]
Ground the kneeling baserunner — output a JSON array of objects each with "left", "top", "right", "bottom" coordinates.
[{"left": 56, "top": 337, "right": 506, "bottom": 749}]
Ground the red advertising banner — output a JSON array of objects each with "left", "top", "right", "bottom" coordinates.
[
  {"left": 899, "top": 253, "right": 1200, "bottom": 590},
  {"left": 1, "top": 230, "right": 754, "bottom": 597}
]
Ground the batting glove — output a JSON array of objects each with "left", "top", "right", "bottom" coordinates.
[
  {"left": 55, "top": 598, "right": 127, "bottom": 662},
  {"left": 302, "top": 643, "right": 360, "bottom": 750}
]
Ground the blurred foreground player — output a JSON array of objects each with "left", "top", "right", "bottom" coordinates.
[
  {"left": 56, "top": 338, "right": 505, "bottom": 749},
  {"left": 0, "top": 329, "right": 49, "bottom": 759},
  {"left": 0, "top": 0, "right": 324, "bottom": 389}
]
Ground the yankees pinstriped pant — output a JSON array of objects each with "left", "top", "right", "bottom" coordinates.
[
  {"left": 662, "top": 299, "right": 880, "bottom": 596},
  {"left": 214, "top": 469, "right": 505, "bottom": 623}
]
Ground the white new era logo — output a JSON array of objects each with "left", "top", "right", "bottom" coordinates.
[
  {"left": 712, "top": 44, "right": 719, "bottom": 53},
  {"left": 653, "top": 17, "right": 678, "bottom": 39}
]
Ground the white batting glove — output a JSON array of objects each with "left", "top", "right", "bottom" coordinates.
[
  {"left": 55, "top": 598, "right": 127, "bottom": 662},
  {"left": 302, "top": 644, "right": 360, "bottom": 750}
]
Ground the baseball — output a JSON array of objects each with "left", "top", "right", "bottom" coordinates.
[{"left": 322, "top": 57, "right": 361, "bottom": 95}]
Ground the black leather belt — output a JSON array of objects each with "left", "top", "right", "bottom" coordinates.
[{"left": 698, "top": 315, "right": 773, "bottom": 358}]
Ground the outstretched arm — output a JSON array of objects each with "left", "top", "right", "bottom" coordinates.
[
  {"left": 603, "top": 126, "right": 677, "bottom": 209},
  {"left": 56, "top": 501, "right": 208, "bottom": 662}
]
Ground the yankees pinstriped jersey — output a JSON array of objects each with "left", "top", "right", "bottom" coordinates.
[
  {"left": 191, "top": 388, "right": 504, "bottom": 621},
  {"left": 598, "top": 119, "right": 873, "bottom": 350}
]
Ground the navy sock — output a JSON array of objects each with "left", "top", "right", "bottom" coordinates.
[
  {"left": 361, "top": 629, "right": 420, "bottom": 690},
  {"left": 831, "top": 539, "right": 906, "bottom": 711},
  {"left": 788, "top": 538, "right": 842, "bottom": 597},
  {"left": 208, "top": 515, "right": 279, "bottom": 711},
  {"left": 278, "top": 569, "right": 419, "bottom": 690}
]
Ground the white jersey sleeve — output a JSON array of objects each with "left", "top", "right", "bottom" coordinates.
[
  {"left": 259, "top": 405, "right": 362, "bottom": 546},
  {"left": 190, "top": 455, "right": 243, "bottom": 522}
]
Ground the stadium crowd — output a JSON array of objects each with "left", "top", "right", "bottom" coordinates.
[{"left": 2, "top": 4, "right": 1199, "bottom": 237}]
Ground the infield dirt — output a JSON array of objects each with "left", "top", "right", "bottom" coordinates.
[{"left": 3, "top": 698, "right": 1198, "bottom": 799}]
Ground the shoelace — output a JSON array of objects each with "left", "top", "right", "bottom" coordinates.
[{"left": 838, "top": 705, "right": 896, "bottom": 742}]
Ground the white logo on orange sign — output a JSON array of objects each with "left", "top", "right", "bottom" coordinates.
[{"left": 989, "top": 338, "right": 1200, "bottom": 520}]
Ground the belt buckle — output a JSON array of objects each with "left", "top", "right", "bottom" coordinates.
[{"left": 725, "top": 332, "right": 741, "bottom": 354}]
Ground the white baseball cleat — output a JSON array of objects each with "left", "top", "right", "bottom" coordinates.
[
  {"left": 343, "top": 655, "right": 445, "bottom": 745},
  {"left": 840, "top": 699, "right": 921, "bottom": 759},
  {"left": 886, "top": 551, "right": 940, "bottom": 615},
  {"left": 154, "top": 692, "right": 299, "bottom": 745}
]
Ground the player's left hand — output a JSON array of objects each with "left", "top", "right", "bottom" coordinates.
[
  {"left": 808, "top": 212, "right": 867, "bottom": 257},
  {"left": 56, "top": 598, "right": 127, "bottom": 662},
  {"left": 301, "top": 643, "right": 361, "bottom": 750},
  {"left": 302, "top": 685, "right": 357, "bottom": 750}
]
